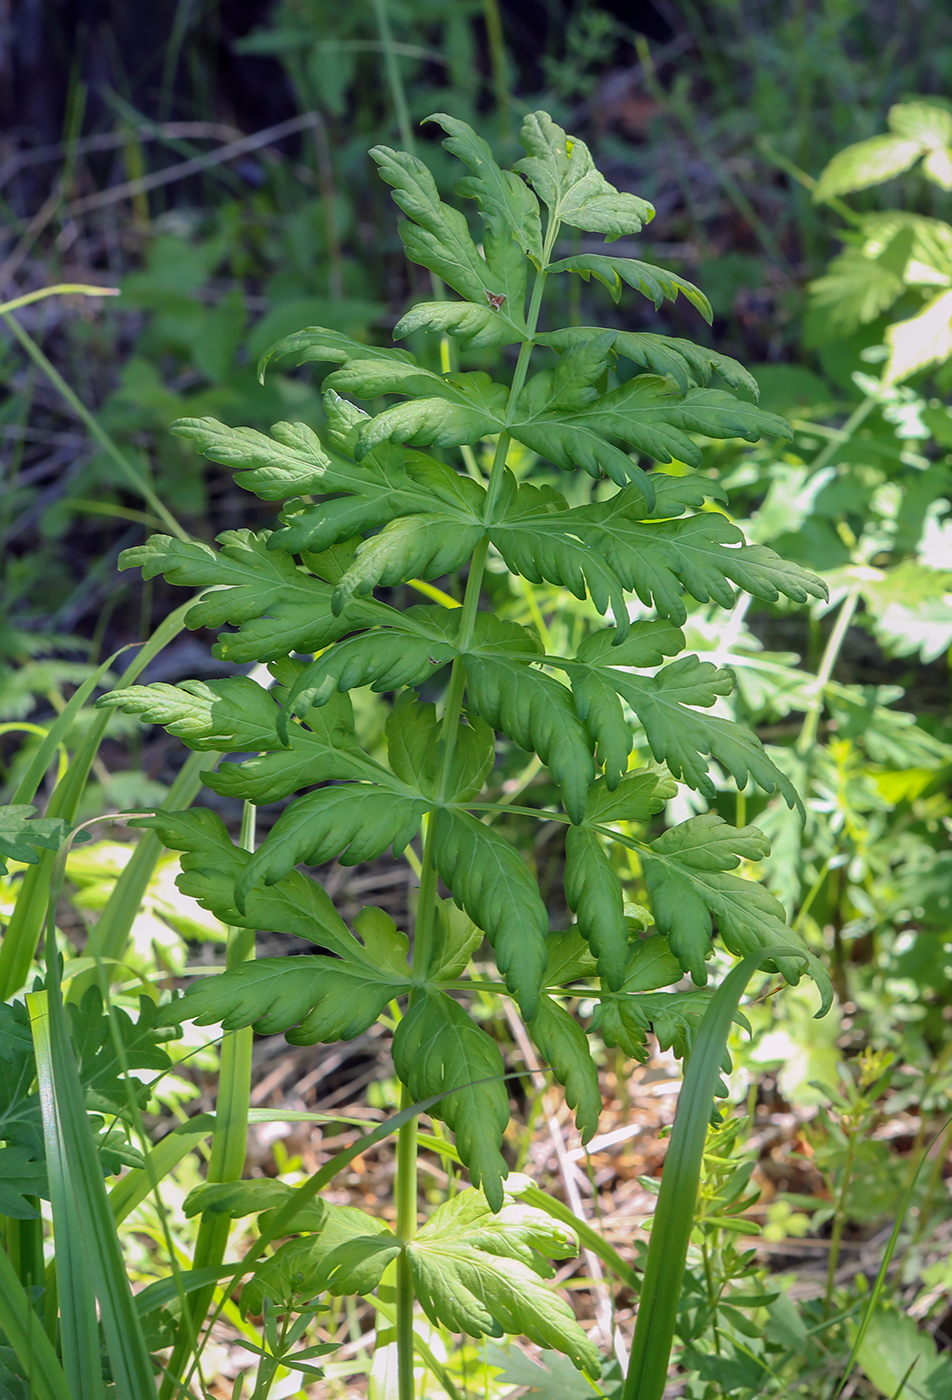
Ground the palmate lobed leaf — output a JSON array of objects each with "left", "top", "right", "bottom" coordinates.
[{"left": 406, "top": 1185, "right": 600, "bottom": 1378}]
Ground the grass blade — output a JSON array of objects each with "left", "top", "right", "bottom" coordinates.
[
  {"left": 0, "top": 598, "right": 193, "bottom": 1001},
  {"left": 0, "top": 1245, "right": 72, "bottom": 1400},
  {"left": 622, "top": 946, "right": 809, "bottom": 1400}
]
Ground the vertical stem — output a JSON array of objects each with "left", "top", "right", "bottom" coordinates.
[
  {"left": 824, "top": 1130, "right": 857, "bottom": 1318},
  {"left": 372, "top": 0, "right": 414, "bottom": 154},
  {"left": 392, "top": 234, "right": 556, "bottom": 1400},
  {"left": 797, "top": 586, "right": 861, "bottom": 755},
  {"left": 481, "top": 0, "right": 511, "bottom": 141},
  {"left": 161, "top": 803, "right": 255, "bottom": 1400}
]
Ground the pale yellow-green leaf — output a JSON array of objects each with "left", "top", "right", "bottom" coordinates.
[
  {"left": 924, "top": 146, "right": 952, "bottom": 190},
  {"left": 888, "top": 100, "right": 952, "bottom": 148},
  {"left": 884, "top": 287, "right": 952, "bottom": 382}
]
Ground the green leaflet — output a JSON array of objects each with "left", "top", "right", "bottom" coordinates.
[
  {"left": 237, "top": 1198, "right": 396, "bottom": 1317},
  {"left": 538, "top": 326, "right": 758, "bottom": 398},
  {"left": 370, "top": 144, "right": 528, "bottom": 345},
  {"left": 392, "top": 992, "right": 510, "bottom": 1210},
  {"left": 0, "top": 806, "right": 71, "bottom": 877},
  {"left": 564, "top": 771, "right": 674, "bottom": 987},
  {"left": 641, "top": 814, "right": 832, "bottom": 1010},
  {"left": 333, "top": 515, "right": 486, "bottom": 610},
  {"left": 526, "top": 995, "right": 601, "bottom": 1141},
  {"left": 591, "top": 934, "right": 719, "bottom": 1063},
  {"left": 564, "top": 505, "right": 828, "bottom": 626},
  {"left": 132, "top": 808, "right": 358, "bottom": 961},
  {"left": 563, "top": 827, "right": 629, "bottom": 989},
  {"left": 567, "top": 623, "right": 685, "bottom": 783},
  {"left": 278, "top": 629, "right": 456, "bottom": 731},
  {"left": 405, "top": 1183, "right": 599, "bottom": 1376},
  {"left": 257, "top": 325, "right": 414, "bottom": 380},
  {"left": 462, "top": 653, "right": 594, "bottom": 824},
  {"left": 547, "top": 252, "right": 712, "bottom": 321},
  {"left": 431, "top": 808, "right": 549, "bottom": 1018},
  {"left": 233, "top": 784, "right": 430, "bottom": 905},
  {"left": 513, "top": 378, "right": 791, "bottom": 484},
  {"left": 426, "top": 112, "right": 544, "bottom": 263},
  {"left": 385, "top": 697, "right": 495, "bottom": 804},
  {"left": 95, "top": 676, "right": 285, "bottom": 752},
  {"left": 166, "top": 950, "right": 408, "bottom": 1044},
  {"left": 171, "top": 417, "right": 332, "bottom": 499},
  {"left": 581, "top": 652, "right": 799, "bottom": 807},
  {"left": 206, "top": 693, "right": 381, "bottom": 805},
  {"left": 394, "top": 298, "right": 520, "bottom": 350},
  {"left": 117, "top": 530, "right": 391, "bottom": 663},
  {"left": 515, "top": 110, "right": 652, "bottom": 242}
]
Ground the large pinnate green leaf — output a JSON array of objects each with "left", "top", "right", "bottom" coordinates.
[
  {"left": 641, "top": 814, "right": 830, "bottom": 1006},
  {"left": 527, "top": 995, "right": 601, "bottom": 1141},
  {"left": 548, "top": 252, "right": 712, "bottom": 321},
  {"left": 515, "top": 110, "right": 652, "bottom": 241},
  {"left": 393, "top": 992, "right": 510, "bottom": 1210},
  {"left": 0, "top": 805, "right": 71, "bottom": 876},
  {"left": 117, "top": 530, "right": 390, "bottom": 663},
  {"left": 462, "top": 654, "right": 594, "bottom": 824},
  {"left": 407, "top": 1182, "right": 600, "bottom": 1376},
  {"left": 431, "top": 809, "right": 548, "bottom": 1018},
  {"left": 234, "top": 784, "right": 430, "bottom": 907},
  {"left": 426, "top": 112, "right": 544, "bottom": 262},
  {"left": 539, "top": 326, "right": 758, "bottom": 398},
  {"left": 171, "top": 417, "right": 332, "bottom": 499}
]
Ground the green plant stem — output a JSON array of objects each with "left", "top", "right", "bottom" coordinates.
[
  {"left": 797, "top": 586, "right": 861, "bottom": 755},
  {"left": 1, "top": 309, "right": 190, "bottom": 542},
  {"left": 393, "top": 237, "right": 554, "bottom": 1400},
  {"left": 372, "top": 0, "right": 414, "bottom": 154},
  {"left": 161, "top": 802, "right": 256, "bottom": 1400},
  {"left": 482, "top": 0, "right": 511, "bottom": 141},
  {"left": 823, "top": 1129, "right": 857, "bottom": 1319},
  {"left": 806, "top": 394, "right": 877, "bottom": 475}
]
